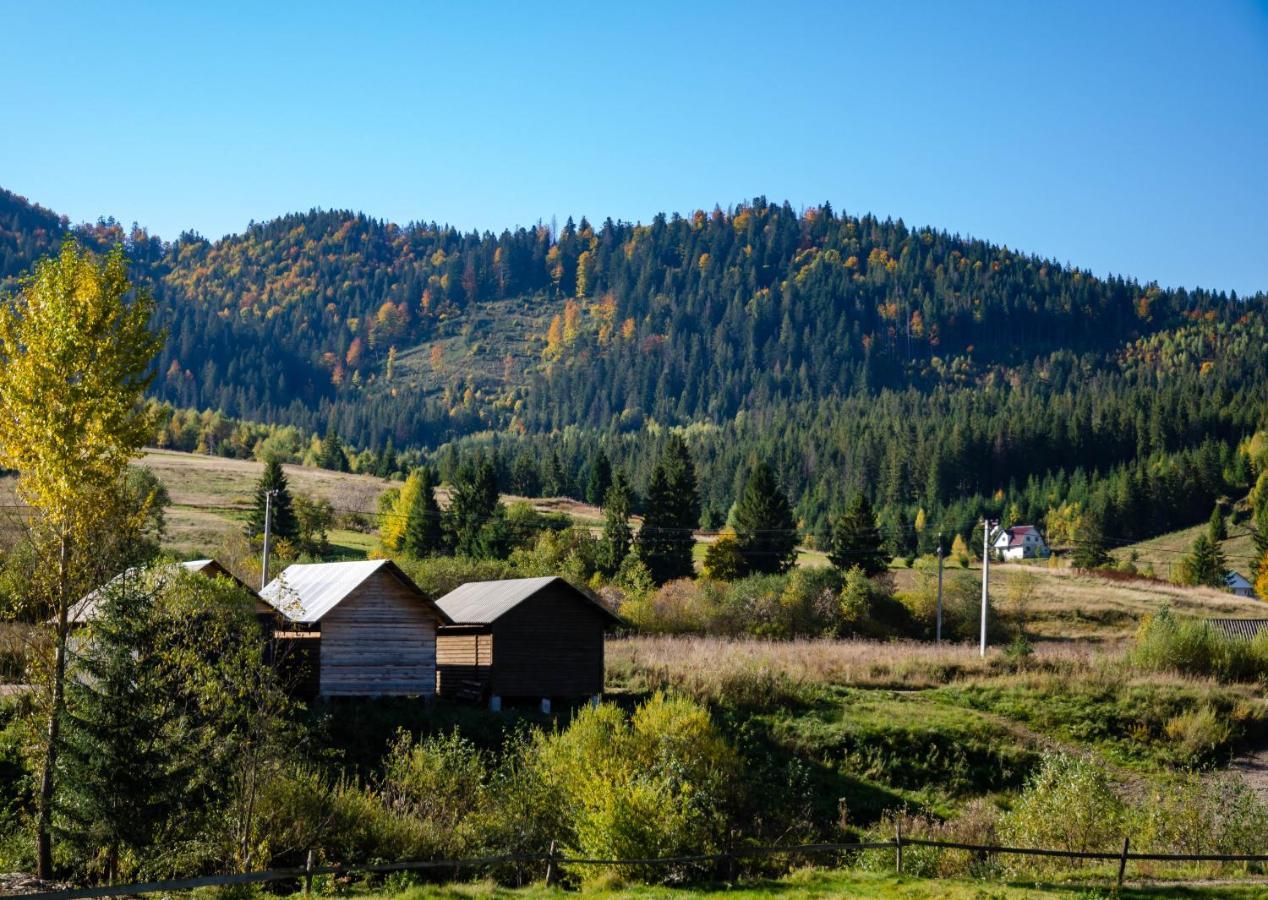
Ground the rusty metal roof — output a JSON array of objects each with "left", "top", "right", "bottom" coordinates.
[
  {"left": 1207, "top": 618, "right": 1268, "bottom": 640},
  {"left": 436, "top": 576, "right": 620, "bottom": 625},
  {"left": 260, "top": 559, "right": 451, "bottom": 625}
]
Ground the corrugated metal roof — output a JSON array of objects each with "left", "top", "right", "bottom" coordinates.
[
  {"left": 260, "top": 559, "right": 452, "bottom": 625},
  {"left": 1207, "top": 618, "right": 1268, "bottom": 640},
  {"left": 70, "top": 559, "right": 244, "bottom": 623},
  {"left": 435, "top": 576, "right": 620, "bottom": 625}
]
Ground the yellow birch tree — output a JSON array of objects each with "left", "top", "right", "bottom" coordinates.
[{"left": 0, "top": 239, "right": 163, "bottom": 877}]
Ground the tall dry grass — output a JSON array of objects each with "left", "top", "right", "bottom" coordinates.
[{"left": 607, "top": 634, "right": 1106, "bottom": 698}]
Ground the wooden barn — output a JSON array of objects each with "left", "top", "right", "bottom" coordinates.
[
  {"left": 260, "top": 559, "right": 451, "bottom": 698},
  {"left": 434, "top": 576, "right": 621, "bottom": 707}
]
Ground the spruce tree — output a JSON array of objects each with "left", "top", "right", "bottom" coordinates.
[
  {"left": 1181, "top": 532, "right": 1227, "bottom": 588},
  {"left": 600, "top": 470, "right": 634, "bottom": 576},
  {"left": 1071, "top": 510, "right": 1111, "bottom": 570},
  {"left": 401, "top": 467, "right": 443, "bottom": 558},
  {"left": 58, "top": 572, "right": 187, "bottom": 882},
  {"left": 318, "top": 430, "right": 348, "bottom": 472},
  {"left": 245, "top": 458, "right": 298, "bottom": 541},
  {"left": 445, "top": 455, "right": 503, "bottom": 557},
  {"left": 1253, "top": 501, "right": 1268, "bottom": 578},
  {"left": 732, "top": 460, "right": 798, "bottom": 574},
  {"left": 828, "top": 493, "right": 888, "bottom": 576},
  {"left": 1208, "top": 504, "right": 1228, "bottom": 542},
  {"left": 586, "top": 449, "right": 613, "bottom": 507},
  {"left": 637, "top": 434, "right": 700, "bottom": 583}
]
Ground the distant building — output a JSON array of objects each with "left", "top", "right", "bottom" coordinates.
[
  {"left": 991, "top": 525, "right": 1049, "bottom": 561},
  {"left": 434, "top": 576, "right": 621, "bottom": 708},
  {"left": 261, "top": 559, "right": 452, "bottom": 698},
  {"left": 1225, "top": 571, "right": 1255, "bottom": 598}
]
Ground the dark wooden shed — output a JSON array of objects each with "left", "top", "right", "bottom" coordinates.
[{"left": 434, "top": 576, "right": 620, "bottom": 705}]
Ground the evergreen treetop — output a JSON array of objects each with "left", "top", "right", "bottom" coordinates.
[
  {"left": 827, "top": 493, "right": 888, "bottom": 576},
  {"left": 731, "top": 460, "right": 798, "bottom": 575},
  {"left": 246, "top": 458, "right": 298, "bottom": 541},
  {"left": 637, "top": 434, "right": 700, "bottom": 583}
]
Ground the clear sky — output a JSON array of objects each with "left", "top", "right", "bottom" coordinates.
[{"left": 4, "top": 1, "right": 1267, "bottom": 294}]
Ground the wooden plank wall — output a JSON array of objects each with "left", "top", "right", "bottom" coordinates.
[
  {"left": 318, "top": 570, "right": 439, "bottom": 696},
  {"left": 490, "top": 584, "right": 606, "bottom": 698},
  {"left": 435, "top": 631, "right": 493, "bottom": 698}
]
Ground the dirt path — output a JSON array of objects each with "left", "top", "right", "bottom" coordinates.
[{"left": 1230, "top": 738, "right": 1268, "bottom": 802}]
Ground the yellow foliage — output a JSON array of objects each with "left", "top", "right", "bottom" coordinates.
[{"left": 0, "top": 241, "right": 162, "bottom": 527}]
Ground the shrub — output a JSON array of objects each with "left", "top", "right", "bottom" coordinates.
[
  {"left": 394, "top": 556, "right": 519, "bottom": 599},
  {"left": 1130, "top": 606, "right": 1268, "bottom": 682},
  {"left": 702, "top": 535, "right": 746, "bottom": 581},
  {"left": 529, "top": 693, "right": 741, "bottom": 885},
  {"left": 1135, "top": 774, "right": 1268, "bottom": 855},
  {"left": 862, "top": 801, "right": 1001, "bottom": 879},
  {"left": 1163, "top": 705, "right": 1231, "bottom": 765},
  {"left": 381, "top": 729, "right": 487, "bottom": 834},
  {"left": 999, "top": 753, "right": 1125, "bottom": 864}
]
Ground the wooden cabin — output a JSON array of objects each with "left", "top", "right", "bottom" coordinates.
[
  {"left": 260, "top": 559, "right": 451, "bottom": 698},
  {"left": 434, "top": 576, "right": 621, "bottom": 707}
]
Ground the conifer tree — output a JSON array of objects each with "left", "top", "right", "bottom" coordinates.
[
  {"left": 58, "top": 572, "right": 186, "bottom": 883},
  {"left": 828, "top": 493, "right": 888, "bottom": 576},
  {"left": 732, "top": 461, "right": 798, "bottom": 574},
  {"left": 246, "top": 459, "right": 298, "bottom": 542},
  {"left": 600, "top": 470, "right": 634, "bottom": 576},
  {"left": 446, "top": 455, "right": 503, "bottom": 557},
  {"left": 401, "top": 467, "right": 443, "bottom": 558},
  {"left": 1071, "top": 510, "right": 1111, "bottom": 570},
  {"left": 318, "top": 429, "right": 348, "bottom": 472},
  {"left": 1250, "top": 499, "right": 1268, "bottom": 578},
  {"left": 1208, "top": 504, "right": 1228, "bottom": 542},
  {"left": 586, "top": 449, "right": 613, "bottom": 508},
  {"left": 1179, "top": 532, "right": 1227, "bottom": 588},
  {"left": 637, "top": 435, "right": 700, "bottom": 583}
]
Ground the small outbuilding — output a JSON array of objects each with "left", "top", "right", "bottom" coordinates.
[
  {"left": 260, "top": 559, "right": 451, "bottom": 698},
  {"left": 70, "top": 558, "right": 266, "bottom": 625},
  {"left": 1225, "top": 571, "right": 1255, "bottom": 598},
  {"left": 434, "top": 576, "right": 621, "bottom": 708}
]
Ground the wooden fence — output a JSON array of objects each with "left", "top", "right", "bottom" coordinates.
[{"left": 22, "top": 834, "right": 1268, "bottom": 899}]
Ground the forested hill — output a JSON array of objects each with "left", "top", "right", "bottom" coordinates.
[{"left": 2, "top": 186, "right": 1266, "bottom": 543}]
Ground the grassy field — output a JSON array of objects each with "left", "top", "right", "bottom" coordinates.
[
  {"left": 1115, "top": 520, "right": 1260, "bottom": 582},
  {"left": 345, "top": 867, "right": 1268, "bottom": 898}
]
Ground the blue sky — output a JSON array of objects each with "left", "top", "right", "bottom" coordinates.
[{"left": 4, "top": 1, "right": 1267, "bottom": 294}]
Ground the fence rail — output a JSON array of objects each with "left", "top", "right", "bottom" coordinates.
[{"left": 22, "top": 836, "right": 1268, "bottom": 899}]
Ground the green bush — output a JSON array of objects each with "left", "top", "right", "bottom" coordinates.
[
  {"left": 529, "top": 693, "right": 741, "bottom": 885},
  {"left": 1000, "top": 753, "right": 1125, "bottom": 864},
  {"left": 1130, "top": 606, "right": 1268, "bottom": 682},
  {"left": 394, "top": 556, "right": 519, "bottom": 599}
]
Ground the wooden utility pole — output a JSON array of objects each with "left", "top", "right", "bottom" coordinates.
[
  {"left": 935, "top": 532, "right": 944, "bottom": 645},
  {"left": 260, "top": 489, "right": 278, "bottom": 591},
  {"left": 980, "top": 518, "right": 992, "bottom": 657}
]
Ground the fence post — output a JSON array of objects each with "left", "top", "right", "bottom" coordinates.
[
  {"left": 1117, "top": 836, "right": 1130, "bottom": 889},
  {"left": 303, "top": 849, "right": 315, "bottom": 896},
  {"left": 545, "top": 839, "right": 557, "bottom": 887},
  {"left": 895, "top": 819, "right": 904, "bottom": 875}
]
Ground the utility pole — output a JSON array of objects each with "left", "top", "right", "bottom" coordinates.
[
  {"left": 936, "top": 532, "right": 944, "bottom": 645},
  {"left": 980, "top": 517, "right": 993, "bottom": 657},
  {"left": 261, "top": 488, "right": 278, "bottom": 591}
]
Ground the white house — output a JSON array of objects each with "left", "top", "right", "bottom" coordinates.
[
  {"left": 992, "top": 525, "right": 1049, "bottom": 561},
  {"left": 1225, "top": 571, "right": 1255, "bottom": 598}
]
